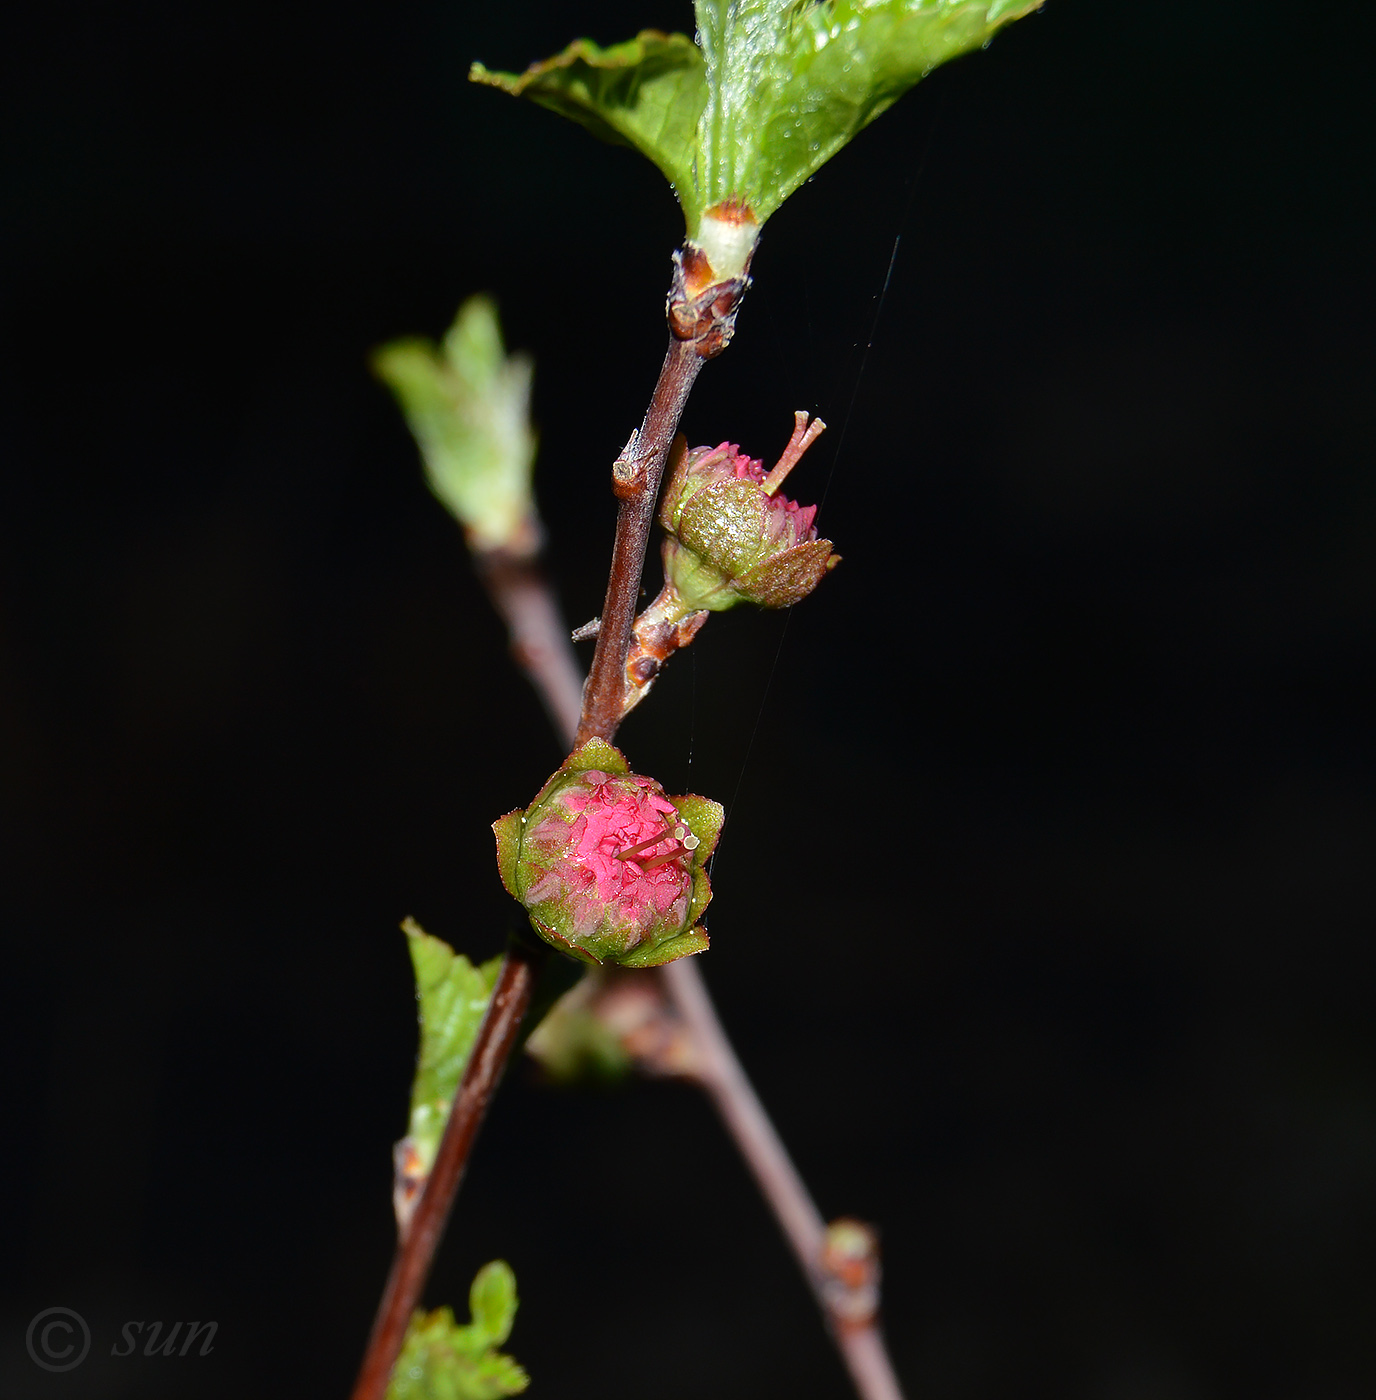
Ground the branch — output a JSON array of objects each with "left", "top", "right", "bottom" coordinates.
[
  {"left": 350, "top": 943, "right": 543, "bottom": 1400},
  {"left": 355, "top": 236, "right": 904, "bottom": 1400},
  {"left": 575, "top": 338, "right": 701, "bottom": 744},
  {"left": 352, "top": 247, "right": 746, "bottom": 1400},
  {"left": 659, "top": 959, "right": 905, "bottom": 1400},
  {"left": 467, "top": 246, "right": 905, "bottom": 1400},
  {"left": 473, "top": 545, "right": 584, "bottom": 748},
  {"left": 576, "top": 248, "right": 750, "bottom": 746}
]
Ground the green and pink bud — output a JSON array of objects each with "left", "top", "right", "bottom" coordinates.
[
  {"left": 493, "top": 739, "right": 723, "bottom": 968},
  {"left": 658, "top": 411, "right": 839, "bottom": 612}
]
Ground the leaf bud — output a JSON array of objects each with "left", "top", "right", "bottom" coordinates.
[{"left": 492, "top": 739, "right": 723, "bottom": 968}]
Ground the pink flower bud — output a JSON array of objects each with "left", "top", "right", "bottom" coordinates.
[
  {"left": 658, "top": 412, "right": 839, "bottom": 611},
  {"left": 493, "top": 739, "right": 723, "bottom": 968}
]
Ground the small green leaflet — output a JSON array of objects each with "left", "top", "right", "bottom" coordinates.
[
  {"left": 399, "top": 918, "right": 502, "bottom": 1182},
  {"left": 524, "top": 975, "right": 633, "bottom": 1083},
  {"left": 472, "top": 32, "right": 705, "bottom": 215},
  {"left": 472, "top": 0, "right": 1041, "bottom": 236},
  {"left": 372, "top": 297, "right": 538, "bottom": 554},
  {"left": 387, "top": 1262, "right": 529, "bottom": 1400}
]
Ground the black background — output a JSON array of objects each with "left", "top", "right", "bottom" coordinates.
[{"left": 3, "top": 2, "right": 1374, "bottom": 1397}]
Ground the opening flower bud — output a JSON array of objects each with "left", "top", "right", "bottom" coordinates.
[
  {"left": 493, "top": 739, "right": 724, "bottom": 968},
  {"left": 658, "top": 412, "right": 839, "bottom": 612}
]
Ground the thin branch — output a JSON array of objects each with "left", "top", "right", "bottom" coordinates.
[
  {"left": 576, "top": 336, "right": 703, "bottom": 744},
  {"left": 467, "top": 247, "right": 905, "bottom": 1398},
  {"left": 660, "top": 959, "right": 906, "bottom": 1400},
  {"left": 473, "top": 545, "right": 584, "bottom": 747},
  {"left": 832, "top": 1323, "right": 908, "bottom": 1400},
  {"left": 355, "top": 235, "right": 905, "bottom": 1400},
  {"left": 576, "top": 248, "right": 751, "bottom": 746},
  {"left": 350, "top": 943, "right": 543, "bottom": 1400},
  {"left": 352, "top": 247, "right": 746, "bottom": 1400}
]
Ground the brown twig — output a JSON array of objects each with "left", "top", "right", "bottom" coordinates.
[
  {"left": 660, "top": 959, "right": 906, "bottom": 1400},
  {"left": 473, "top": 545, "right": 584, "bottom": 747},
  {"left": 619, "top": 576, "right": 709, "bottom": 719},
  {"left": 350, "top": 248, "right": 745, "bottom": 1400},
  {"left": 355, "top": 235, "right": 905, "bottom": 1400},
  {"left": 350, "top": 944, "right": 542, "bottom": 1400},
  {"left": 460, "top": 249, "right": 904, "bottom": 1399},
  {"left": 576, "top": 337, "right": 703, "bottom": 744},
  {"left": 576, "top": 248, "right": 751, "bottom": 746}
]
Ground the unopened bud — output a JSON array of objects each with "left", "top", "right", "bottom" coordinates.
[
  {"left": 493, "top": 739, "right": 723, "bottom": 968},
  {"left": 659, "top": 412, "right": 839, "bottom": 612}
]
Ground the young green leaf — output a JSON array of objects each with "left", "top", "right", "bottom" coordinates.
[
  {"left": 695, "top": 0, "right": 1041, "bottom": 226},
  {"left": 387, "top": 1262, "right": 529, "bottom": 1400},
  {"left": 396, "top": 920, "right": 502, "bottom": 1193},
  {"left": 471, "top": 33, "right": 706, "bottom": 218},
  {"left": 524, "top": 985, "right": 634, "bottom": 1083},
  {"left": 372, "top": 297, "right": 539, "bottom": 555},
  {"left": 467, "top": 1260, "right": 519, "bottom": 1349},
  {"left": 472, "top": 1, "right": 1040, "bottom": 264}
]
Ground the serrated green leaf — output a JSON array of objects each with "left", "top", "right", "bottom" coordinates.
[
  {"left": 399, "top": 919, "right": 502, "bottom": 1178},
  {"left": 471, "top": 33, "right": 707, "bottom": 224},
  {"left": 388, "top": 1264, "right": 528, "bottom": 1400},
  {"left": 372, "top": 297, "right": 538, "bottom": 553},
  {"left": 469, "top": 1353, "right": 529, "bottom": 1395},
  {"left": 472, "top": 1, "right": 1039, "bottom": 238},
  {"left": 696, "top": 0, "right": 1041, "bottom": 223},
  {"left": 468, "top": 1261, "right": 518, "bottom": 1348}
]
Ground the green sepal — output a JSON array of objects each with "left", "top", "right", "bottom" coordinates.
[
  {"left": 471, "top": 33, "right": 707, "bottom": 225},
  {"left": 734, "top": 538, "right": 840, "bottom": 608},
  {"left": 687, "top": 866, "right": 713, "bottom": 927},
  {"left": 677, "top": 479, "right": 770, "bottom": 580},
  {"left": 401, "top": 921, "right": 502, "bottom": 1178},
  {"left": 672, "top": 794, "right": 725, "bottom": 866},
  {"left": 529, "top": 916, "right": 604, "bottom": 967},
  {"left": 388, "top": 1261, "right": 528, "bottom": 1400},
  {"left": 660, "top": 537, "right": 743, "bottom": 615},
  {"left": 617, "top": 924, "right": 711, "bottom": 968},
  {"left": 526, "top": 738, "right": 631, "bottom": 811},
  {"left": 560, "top": 737, "right": 629, "bottom": 776},
  {"left": 491, "top": 812, "right": 523, "bottom": 898}
]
